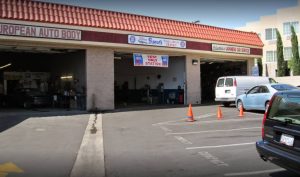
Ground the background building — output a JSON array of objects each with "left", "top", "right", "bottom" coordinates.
[
  {"left": 0, "top": 0, "right": 262, "bottom": 110},
  {"left": 238, "top": 0, "right": 300, "bottom": 86}
]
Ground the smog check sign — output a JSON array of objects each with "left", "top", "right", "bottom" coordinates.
[
  {"left": 212, "top": 44, "right": 250, "bottom": 54},
  {"left": 0, "top": 23, "right": 81, "bottom": 40},
  {"left": 133, "top": 53, "right": 169, "bottom": 68}
]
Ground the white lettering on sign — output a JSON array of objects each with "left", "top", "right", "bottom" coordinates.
[
  {"left": 128, "top": 35, "right": 186, "bottom": 49},
  {"left": 133, "top": 53, "right": 169, "bottom": 68},
  {"left": 0, "top": 23, "right": 81, "bottom": 40},
  {"left": 212, "top": 44, "right": 250, "bottom": 54}
]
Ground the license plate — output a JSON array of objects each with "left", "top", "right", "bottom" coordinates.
[
  {"left": 225, "top": 90, "right": 231, "bottom": 93},
  {"left": 280, "top": 134, "right": 294, "bottom": 146}
]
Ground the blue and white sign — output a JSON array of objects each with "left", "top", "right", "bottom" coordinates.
[
  {"left": 128, "top": 35, "right": 186, "bottom": 49},
  {"left": 133, "top": 53, "right": 169, "bottom": 68},
  {"left": 252, "top": 66, "right": 259, "bottom": 76}
]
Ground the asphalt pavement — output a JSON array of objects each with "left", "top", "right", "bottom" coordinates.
[
  {"left": 1, "top": 105, "right": 299, "bottom": 177},
  {"left": 103, "top": 105, "right": 299, "bottom": 177}
]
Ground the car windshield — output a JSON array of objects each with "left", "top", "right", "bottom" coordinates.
[
  {"left": 271, "top": 84, "right": 297, "bottom": 91},
  {"left": 268, "top": 93, "right": 300, "bottom": 125}
]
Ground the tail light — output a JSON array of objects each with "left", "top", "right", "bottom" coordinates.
[
  {"left": 262, "top": 112, "right": 267, "bottom": 139},
  {"left": 234, "top": 79, "right": 237, "bottom": 87},
  {"left": 262, "top": 95, "right": 275, "bottom": 139}
]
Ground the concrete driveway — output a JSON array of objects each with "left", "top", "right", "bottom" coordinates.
[{"left": 0, "top": 110, "right": 89, "bottom": 177}]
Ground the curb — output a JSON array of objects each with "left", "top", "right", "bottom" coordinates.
[{"left": 70, "top": 113, "right": 105, "bottom": 177}]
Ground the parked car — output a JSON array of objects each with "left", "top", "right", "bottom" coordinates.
[
  {"left": 235, "top": 83, "right": 298, "bottom": 111},
  {"left": 256, "top": 90, "right": 300, "bottom": 174},
  {"left": 215, "top": 76, "right": 276, "bottom": 107},
  {"left": 5, "top": 88, "right": 51, "bottom": 108}
]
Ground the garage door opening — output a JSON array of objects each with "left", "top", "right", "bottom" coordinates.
[
  {"left": 0, "top": 45, "right": 86, "bottom": 110},
  {"left": 114, "top": 52, "right": 186, "bottom": 108},
  {"left": 200, "top": 59, "right": 247, "bottom": 103}
]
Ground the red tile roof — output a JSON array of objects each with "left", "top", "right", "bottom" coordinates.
[{"left": 0, "top": 0, "right": 263, "bottom": 47}]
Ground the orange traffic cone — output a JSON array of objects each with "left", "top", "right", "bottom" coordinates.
[
  {"left": 239, "top": 106, "right": 244, "bottom": 117},
  {"left": 186, "top": 104, "right": 195, "bottom": 122},
  {"left": 217, "top": 106, "right": 223, "bottom": 120}
]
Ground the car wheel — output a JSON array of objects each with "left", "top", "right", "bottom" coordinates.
[
  {"left": 265, "top": 101, "right": 270, "bottom": 111},
  {"left": 237, "top": 100, "right": 244, "bottom": 111},
  {"left": 222, "top": 102, "right": 230, "bottom": 107}
]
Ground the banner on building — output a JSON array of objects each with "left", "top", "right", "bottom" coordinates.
[
  {"left": 212, "top": 44, "right": 250, "bottom": 54},
  {"left": 0, "top": 23, "right": 81, "bottom": 40},
  {"left": 128, "top": 35, "right": 186, "bottom": 49},
  {"left": 133, "top": 53, "right": 169, "bottom": 68}
]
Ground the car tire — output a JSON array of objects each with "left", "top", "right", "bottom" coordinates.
[
  {"left": 222, "top": 102, "right": 230, "bottom": 107},
  {"left": 237, "top": 100, "right": 244, "bottom": 111}
]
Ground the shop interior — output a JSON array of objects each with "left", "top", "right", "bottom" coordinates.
[
  {"left": 0, "top": 45, "right": 86, "bottom": 110},
  {"left": 114, "top": 52, "right": 186, "bottom": 108},
  {"left": 200, "top": 59, "right": 247, "bottom": 103}
]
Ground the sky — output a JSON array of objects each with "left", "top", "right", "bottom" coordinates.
[{"left": 39, "top": 0, "right": 298, "bottom": 29}]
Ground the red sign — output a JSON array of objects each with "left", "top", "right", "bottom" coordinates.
[{"left": 0, "top": 23, "right": 81, "bottom": 40}]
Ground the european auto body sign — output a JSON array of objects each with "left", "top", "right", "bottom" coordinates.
[
  {"left": 128, "top": 35, "right": 186, "bottom": 48},
  {"left": 212, "top": 44, "right": 250, "bottom": 54},
  {"left": 133, "top": 53, "right": 169, "bottom": 68},
  {"left": 0, "top": 23, "right": 81, "bottom": 40}
]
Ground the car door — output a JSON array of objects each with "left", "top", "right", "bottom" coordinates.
[
  {"left": 253, "top": 86, "right": 270, "bottom": 110},
  {"left": 215, "top": 78, "right": 225, "bottom": 99},
  {"left": 243, "top": 86, "right": 260, "bottom": 109}
]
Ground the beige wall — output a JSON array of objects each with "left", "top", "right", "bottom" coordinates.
[
  {"left": 86, "top": 47, "right": 114, "bottom": 110},
  {"left": 274, "top": 76, "right": 300, "bottom": 86},
  {"left": 238, "top": 1, "right": 300, "bottom": 77},
  {"left": 185, "top": 56, "right": 201, "bottom": 104}
]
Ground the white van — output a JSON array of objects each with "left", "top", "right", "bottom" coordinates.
[{"left": 215, "top": 76, "right": 276, "bottom": 106}]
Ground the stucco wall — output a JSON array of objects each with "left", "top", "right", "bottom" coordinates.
[
  {"left": 274, "top": 76, "right": 300, "bottom": 86},
  {"left": 185, "top": 55, "right": 201, "bottom": 104},
  {"left": 86, "top": 47, "right": 114, "bottom": 110}
]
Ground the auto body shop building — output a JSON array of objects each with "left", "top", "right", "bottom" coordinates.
[{"left": 0, "top": 0, "right": 263, "bottom": 110}]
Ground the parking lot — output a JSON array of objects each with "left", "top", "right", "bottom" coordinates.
[{"left": 103, "top": 105, "right": 298, "bottom": 177}]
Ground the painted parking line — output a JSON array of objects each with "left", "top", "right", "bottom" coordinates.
[
  {"left": 163, "top": 117, "right": 262, "bottom": 126},
  {"left": 224, "top": 168, "right": 285, "bottom": 176},
  {"left": 152, "top": 110, "right": 263, "bottom": 126},
  {"left": 198, "top": 151, "right": 229, "bottom": 167},
  {"left": 159, "top": 125, "right": 172, "bottom": 132},
  {"left": 174, "top": 136, "right": 193, "bottom": 145},
  {"left": 152, "top": 113, "right": 217, "bottom": 126},
  {"left": 186, "top": 142, "right": 255, "bottom": 150},
  {"left": 166, "top": 127, "right": 261, "bottom": 135}
]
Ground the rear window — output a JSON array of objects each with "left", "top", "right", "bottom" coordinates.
[
  {"left": 225, "top": 78, "right": 233, "bottom": 87},
  {"left": 271, "top": 84, "right": 297, "bottom": 91},
  {"left": 217, "top": 79, "right": 225, "bottom": 87},
  {"left": 268, "top": 93, "right": 300, "bottom": 125},
  {"left": 269, "top": 78, "right": 277, "bottom": 83}
]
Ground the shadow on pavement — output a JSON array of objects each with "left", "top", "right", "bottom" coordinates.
[
  {"left": 270, "top": 170, "right": 299, "bottom": 177},
  {"left": 108, "top": 102, "right": 219, "bottom": 113},
  {"left": 0, "top": 108, "right": 88, "bottom": 133}
]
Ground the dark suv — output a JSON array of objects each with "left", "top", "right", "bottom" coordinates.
[{"left": 256, "top": 90, "right": 300, "bottom": 174}]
